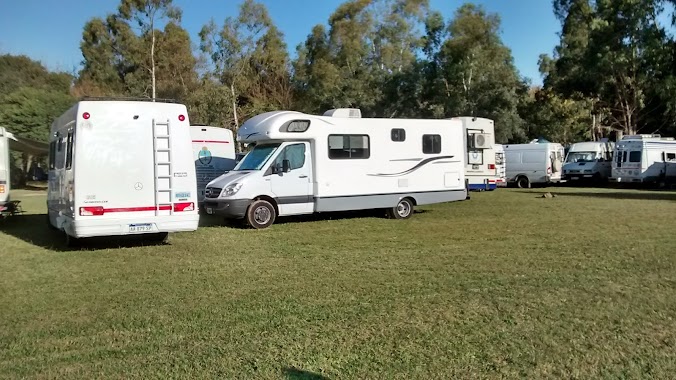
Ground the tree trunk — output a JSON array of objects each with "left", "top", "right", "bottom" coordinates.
[
  {"left": 151, "top": 26, "right": 156, "bottom": 101},
  {"left": 230, "top": 82, "right": 241, "bottom": 152}
]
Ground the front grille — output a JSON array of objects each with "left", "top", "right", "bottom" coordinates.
[{"left": 205, "top": 187, "right": 222, "bottom": 199}]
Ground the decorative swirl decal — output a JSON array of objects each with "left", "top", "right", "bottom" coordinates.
[{"left": 368, "top": 155, "right": 457, "bottom": 177}]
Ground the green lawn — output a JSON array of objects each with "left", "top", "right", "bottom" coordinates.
[{"left": 1, "top": 187, "right": 675, "bottom": 379}]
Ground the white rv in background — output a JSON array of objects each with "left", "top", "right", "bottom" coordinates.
[
  {"left": 0, "top": 128, "right": 13, "bottom": 211},
  {"left": 190, "top": 126, "right": 236, "bottom": 206},
  {"left": 503, "top": 141, "right": 565, "bottom": 188},
  {"left": 204, "top": 108, "right": 468, "bottom": 229},
  {"left": 455, "top": 117, "right": 500, "bottom": 191},
  {"left": 494, "top": 143, "right": 506, "bottom": 187},
  {"left": 611, "top": 134, "right": 676, "bottom": 184},
  {"left": 563, "top": 141, "right": 615, "bottom": 182},
  {"left": 47, "top": 100, "right": 199, "bottom": 246}
]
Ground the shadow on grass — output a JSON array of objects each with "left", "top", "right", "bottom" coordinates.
[
  {"left": 514, "top": 189, "right": 676, "bottom": 201},
  {"left": 283, "top": 367, "right": 330, "bottom": 380},
  {"left": 0, "top": 214, "right": 172, "bottom": 252}
]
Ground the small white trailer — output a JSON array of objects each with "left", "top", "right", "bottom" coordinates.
[
  {"left": 455, "top": 116, "right": 500, "bottom": 191},
  {"left": 611, "top": 134, "right": 676, "bottom": 185},
  {"left": 203, "top": 108, "right": 468, "bottom": 228},
  {"left": 562, "top": 141, "right": 614, "bottom": 182},
  {"left": 190, "top": 125, "right": 236, "bottom": 207},
  {"left": 503, "top": 141, "right": 565, "bottom": 188},
  {"left": 47, "top": 99, "right": 199, "bottom": 245}
]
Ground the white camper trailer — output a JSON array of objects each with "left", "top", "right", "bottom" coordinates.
[
  {"left": 190, "top": 125, "right": 236, "bottom": 206},
  {"left": 47, "top": 100, "right": 199, "bottom": 245},
  {"left": 0, "top": 128, "right": 12, "bottom": 213},
  {"left": 494, "top": 143, "right": 506, "bottom": 187},
  {"left": 563, "top": 141, "right": 615, "bottom": 182},
  {"left": 611, "top": 134, "right": 676, "bottom": 184},
  {"left": 203, "top": 108, "right": 468, "bottom": 229},
  {"left": 503, "top": 141, "right": 565, "bottom": 188},
  {"left": 455, "top": 117, "right": 500, "bottom": 191}
]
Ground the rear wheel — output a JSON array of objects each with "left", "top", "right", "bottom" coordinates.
[
  {"left": 65, "top": 233, "right": 80, "bottom": 248},
  {"left": 387, "top": 198, "right": 414, "bottom": 219},
  {"left": 516, "top": 176, "right": 530, "bottom": 189},
  {"left": 147, "top": 232, "right": 169, "bottom": 244},
  {"left": 245, "top": 200, "right": 276, "bottom": 229}
]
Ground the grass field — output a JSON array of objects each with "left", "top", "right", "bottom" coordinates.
[{"left": 1, "top": 187, "right": 675, "bottom": 379}]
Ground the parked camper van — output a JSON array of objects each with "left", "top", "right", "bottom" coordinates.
[
  {"left": 0, "top": 128, "right": 12, "bottom": 212},
  {"left": 47, "top": 99, "right": 199, "bottom": 245},
  {"left": 563, "top": 141, "right": 614, "bottom": 182},
  {"left": 611, "top": 134, "right": 676, "bottom": 185},
  {"left": 190, "top": 125, "right": 236, "bottom": 206},
  {"left": 203, "top": 108, "right": 468, "bottom": 229},
  {"left": 503, "top": 141, "right": 565, "bottom": 188},
  {"left": 456, "top": 117, "right": 500, "bottom": 191},
  {"left": 494, "top": 143, "right": 506, "bottom": 187}
]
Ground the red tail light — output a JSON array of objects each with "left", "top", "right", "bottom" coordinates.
[
  {"left": 488, "top": 164, "right": 495, "bottom": 170},
  {"left": 178, "top": 114, "right": 186, "bottom": 122},
  {"left": 80, "top": 206, "right": 104, "bottom": 216},
  {"left": 83, "top": 112, "right": 91, "bottom": 120},
  {"left": 547, "top": 166, "right": 552, "bottom": 174},
  {"left": 173, "top": 202, "right": 194, "bottom": 212}
]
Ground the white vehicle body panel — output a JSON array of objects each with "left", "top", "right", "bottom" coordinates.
[
  {"left": 455, "top": 117, "right": 500, "bottom": 191},
  {"left": 563, "top": 141, "right": 614, "bottom": 181},
  {"left": 47, "top": 100, "right": 199, "bottom": 238},
  {"left": 204, "top": 110, "right": 468, "bottom": 219},
  {"left": 493, "top": 143, "right": 506, "bottom": 187},
  {"left": 190, "top": 126, "right": 236, "bottom": 204},
  {"left": 0, "top": 128, "right": 12, "bottom": 205},
  {"left": 503, "top": 142, "right": 565, "bottom": 185},
  {"left": 611, "top": 135, "right": 676, "bottom": 183}
]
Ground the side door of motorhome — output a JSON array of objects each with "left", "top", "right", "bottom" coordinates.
[{"left": 266, "top": 142, "right": 314, "bottom": 215}]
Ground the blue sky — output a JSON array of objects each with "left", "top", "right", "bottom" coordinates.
[{"left": 0, "top": 0, "right": 560, "bottom": 84}]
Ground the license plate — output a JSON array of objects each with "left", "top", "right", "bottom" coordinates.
[
  {"left": 571, "top": 176, "right": 579, "bottom": 180},
  {"left": 129, "top": 223, "right": 153, "bottom": 233},
  {"left": 206, "top": 207, "right": 213, "bottom": 215}
]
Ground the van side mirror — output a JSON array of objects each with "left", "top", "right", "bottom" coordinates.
[{"left": 282, "top": 159, "right": 290, "bottom": 173}]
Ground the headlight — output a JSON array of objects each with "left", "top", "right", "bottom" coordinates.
[{"left": 222, "top": 182, "right": 242, "bottom": 197}]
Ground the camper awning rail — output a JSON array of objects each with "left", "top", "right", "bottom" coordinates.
[{"left": 79, "top": 96, "right": 180, "bottom": 103}]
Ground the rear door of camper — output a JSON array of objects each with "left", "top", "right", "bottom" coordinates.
[{"left": 74, "top": 102, "right": 193, "bottom": 229}]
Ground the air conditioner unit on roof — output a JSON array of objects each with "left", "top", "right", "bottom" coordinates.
[{"left": 323, "top": 108, "right": 362, "bottom": 118}]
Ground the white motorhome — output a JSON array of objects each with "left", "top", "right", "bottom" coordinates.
[
  {"left": 0, "top": 128, "right": 12, "bottom": 212},
  {"left": 455, "top": 117, "right": 500, "bottom": 191},
  {"left": 563, "top": 141, "right": 615, "bottom": 182},
  {"left": 47, "top": 99, "right": 199, "bottom": 245},
  {"left": 494, "top": 143, "right": 506, "bottom": 187},
  {"left": 203, "top": 108, "right": 468, "bottom": 228},
  {"left": 611, "top": 134, "right": 676, "bottom": 184},
  {"left": 190, "top": 125, "right": 236, "bottom": 206},
  {"left": 503, "top": 141, "right": 565, "bottom": 188}
]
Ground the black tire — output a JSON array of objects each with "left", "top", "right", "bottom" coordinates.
[
  {"left": 245, "top": 199, "right": 276, "bottom": 229},
  {"left": 147, "top": 232, "right": 169, "bottom": 244},
  {"left": 47, "top": 214, "right": 58, "bottom": 230},
  {"left": 516, "top": 176, "right": 530, "bottom": 189},
  {"left": 387, "top": 198, "right": 414, "bottom": 220},
  {"left": 65, "top": 233, "right": 80, "bottom": 248}
]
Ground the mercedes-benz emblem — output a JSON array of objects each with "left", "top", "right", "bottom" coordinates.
[{"left": 134, "top": 182, "right": 143, "bottom": 190}]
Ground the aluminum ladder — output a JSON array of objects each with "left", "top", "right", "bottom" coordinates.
[{"left": 152, "top": 119, "right": 173, "bottom": 216}]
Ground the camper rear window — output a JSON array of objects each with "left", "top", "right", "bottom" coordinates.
[
  {"left": 422, "top": 134, "right": 441, "bottom": 154},
  {"left": 328, "top": 135, "right": 370, "bottom": 159},
  {"left": 629, "top": 151, "right": 641, "bottom": 162},
  {"left": 391, "top": 129, "right": 406, "bottom": 142}
]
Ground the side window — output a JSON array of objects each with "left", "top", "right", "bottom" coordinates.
[
  {"left": 65, "top": 131, "right": 74, "bottom": 170},
  {"left": 55, "top": 137, "right": 65, "bottom": 169},
  {"left": 274, "top": 143, "right": 306, "bottom": 170},
  {"left": 391, "top": 128, "right": 406, "bottom": 142},
  {"left": 49, "top": 141, "right": 56, "bottom": 170},
  {"left": 328, "top": 135, "right": 370, "bottom": 159},
  {"left": 422, "top": 134, "right": 441, "bottom": 154},
  {"left": 629, "top": 151, "right": 641, "bottom": 163},
  {"left": 665, "top": 152, "right": 676, "bottom": 161}
]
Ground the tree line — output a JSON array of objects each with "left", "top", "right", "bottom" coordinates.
[{"left": 2, "top": 0, "right": 676, "bottom": 167}]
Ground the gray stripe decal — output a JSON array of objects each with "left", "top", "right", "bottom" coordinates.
[
  {"left": 316, "top": 189, "right": 465, "bottom": 199},
  {"left": 277, "top": 195, "right": 314, "bottom": 205},
  {"left": 389, "top": 158, "right": 423, "bottom": 162},
  {"left": 368, "top": 155, "right": 456, "bottom": 177}
]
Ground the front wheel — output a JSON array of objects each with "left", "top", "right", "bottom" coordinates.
[
  {"left": 387, "top": 198, "right": 414, "bottom": 219},
  {"left": 245, "top": 200, "right": 276, "bottom": 229}
]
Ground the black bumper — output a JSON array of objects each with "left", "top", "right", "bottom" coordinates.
[{"left": 203, "top": 199, "right": 251, "bottom": 219}]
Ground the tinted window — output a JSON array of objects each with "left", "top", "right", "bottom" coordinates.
[
  {"left": 629, "top": 151, "right": 641, "bottom": 163},
  {"left": 273, "top": 143, "right": 306, "bottom": 170},
  {"left": 234, "top": 144, "right": 280, "bottom": 171},
  {"left": 65, "top": 131, "right": 74, "bottom": 170},
  {"left": 665, "top": 152, "right": 676, "bottom": 161},
  {"left": 391, "top": 129, "right": 406, "bottom": 142},
  {"left": 283, "top": 120, "right": 310, "bottom": 133},
  {"left": 328, "top": 135, "right": 370, "bottom": 159},
  {"left": 422, "top": 134, "right": 441, "bottom": 154},
  {"left": 49, "top": 141, "right": 56, "bottom": 170}
]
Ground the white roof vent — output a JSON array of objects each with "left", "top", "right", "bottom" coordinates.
[{"left": 323, "top": 108, "right": 362, "bottom": 118}]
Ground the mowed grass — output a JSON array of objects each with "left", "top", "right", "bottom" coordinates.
[{"left": 1, "top": 187, "right": 675, "bottom": 379}]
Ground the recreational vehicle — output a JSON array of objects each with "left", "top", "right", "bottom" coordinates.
[
  {"left": 610, "top": 134, "right": 676, "bottom": 185},
  {"left": 203, "top": 108, "right": 468, "bottom": 229},
  {"left": 503, "top": 141, "right": 565, "bottom": 188},
  {"left": 47, "top": 99, "right": 199, "bottom": 245},
  {"left": 455, "top": 117, "right": 500, "bottom": 191},
  {"left": 562, "top": 141, "right": 614, "bottom": 182},
  {"left": 494, "top": 143, "right": 506, "bottom": 187},
  {"left": 190, "top": 125, "right": 236, "bottom": 207},
  {"left": 0, "top": 128, "right": 12, "bottom": 214}
]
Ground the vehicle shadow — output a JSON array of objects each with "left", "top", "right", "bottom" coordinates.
[
  {"left": 282, "top": 367, "right": 330, "bottom": 380},
  {"left": 514, "top": 190, "right": 676, "bottom": 201},
  {"left": 0, "top": 214, "right": 171, "bottom": 252}
]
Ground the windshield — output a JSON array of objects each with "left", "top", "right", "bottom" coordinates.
[
  {"left": 233, "top": 143, "right": 280, "bottom": 171},
  {"left": 566, "top": 151, "right": 597, "bottom": 163}
]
